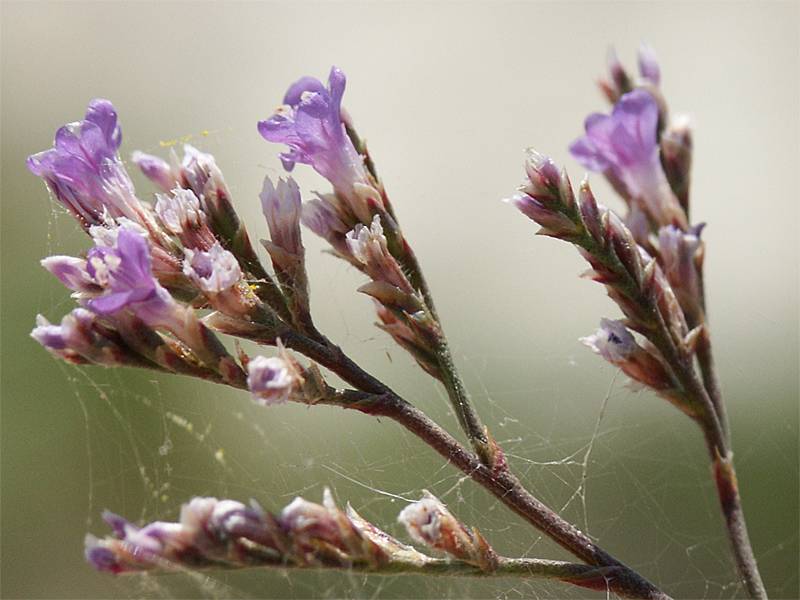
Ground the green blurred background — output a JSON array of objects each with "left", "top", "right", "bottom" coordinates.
[{"left": 2, "top": 2, "right": 797, "bottom": 598}]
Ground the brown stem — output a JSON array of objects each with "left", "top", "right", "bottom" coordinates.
[
  {"left": 266, "top": 330, "right": 668, "bottom": 598},
  {"left": 708, "top": 439, "right": 767, "bottom": 599},
  {"left": 115, "top": 546, "right": 622, "bottom": 587},
  {"left": 343, "top": 392, "right": 668, "bottom": 600}
]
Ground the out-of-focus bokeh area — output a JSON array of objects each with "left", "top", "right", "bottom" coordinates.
[{"left": 2, "top": 2, "right": 797, "bottom": 598}]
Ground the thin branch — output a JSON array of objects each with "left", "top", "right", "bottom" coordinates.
[
  {"left": 115, "top": 553, "right": 621, "bottom": 586},
  {"left": 233, "top": 326, "right": 668, "bottom": 598}
]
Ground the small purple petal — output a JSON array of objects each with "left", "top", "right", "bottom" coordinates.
[
  {"left": 40, "top": 256, "right": 97, "bottom": 292},
  {"left": 638, "top": 44, "right": 661, "bottom": 86},
  {"left": 84, "top": 99, "right": 122, "bottom": 151},
  {"left": 131, "top": 151, "right": 176, "bottom": 192},
  {"left": 283, "top": 76, "right": 327, "bottom": 105},
  {"left": 87, "top": 290, "right": 136, "bottom": 315},
  {"left": 85, "top": 536, "right": 121, "bottom": 573},
  {"left": 102, "top": 510, "right": 132, "bottom": 539},
  {"left": 571, "top": 89, "right": 659, "bottom": 173}
]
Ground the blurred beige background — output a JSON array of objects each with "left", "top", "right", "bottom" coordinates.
[{"left": 1, "top": 1, "right": 797, "bottom": 598}]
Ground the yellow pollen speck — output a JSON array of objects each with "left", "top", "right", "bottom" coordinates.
[{"left": 159, "top": 133, "right": 195, "bottom": 148}]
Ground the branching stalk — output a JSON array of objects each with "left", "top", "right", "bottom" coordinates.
[
  {"left": 115, "top": 553, "right": 621, "bottom": 586},
  {"left": 260, "top": 331, "right": 669, "bottom": 599}
]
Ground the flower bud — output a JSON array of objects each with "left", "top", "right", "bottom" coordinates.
[
  {"left": 183, "top": 243, "right": 260, "bottom": 318},
  {"left": 658, "top": 224, "right": 705, "bottom": 324},
  {"left": 637, "top": 43, "right": 661, "bottom": 86},
  {"left": 580, "top": 319, "right": 673, "bottom": 391},
  {"left": 260, "top": 176, "right": 304, "bottom": 259},
  {"left": 132, "top": 151, "right": 177, "bottom": 192},
  {"left": 398, "top": 492, "right": 497, "bottom": 570},
  {"left": 346, "top": 216, "right": 415, "bottom": 295},
  {"left": 31, "top": 309, "right": 131, "bottom": 366},
  {"left": 660, "top": 117, "right": 693, "bottom": 214},
  {"left": 155, "top": 188, "right": 215, "bottom": 250},
  {"left": 247, "top": 353, "right": 302, "bottom": 406}
]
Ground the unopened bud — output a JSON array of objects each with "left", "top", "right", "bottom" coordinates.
[
  {"left": 660, "top": 117, "right": 693, "bottom": 214},
  {"left": 398, "top": 492, "right": 497, "bottom": 570},
  {"left": 580, "top": 319, "right": 673, "bottom": 391}
]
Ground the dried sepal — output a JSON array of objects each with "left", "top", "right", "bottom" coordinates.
[{"left": 345, "top": 504, "right": 429, "bottom": 566}]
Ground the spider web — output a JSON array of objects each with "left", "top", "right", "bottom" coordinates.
[{"left": 37, "top": 131, "right": 798, "bottom": 600}]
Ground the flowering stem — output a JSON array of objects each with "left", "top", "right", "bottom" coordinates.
[
  {"left": 588, "top": 235, "right": 766, "bottom": 599},
  {"left": 111, "top": 549, "right": 614, "bottom": 585},
  {"left": 339, "top": 391, "right": 669, "bottom": 600},
  {"left": 346, "top": 122, "right": 491, "bottom": 462},
  {"left": 250, "top": 329, "right": 667, "bottom": 598},
  {"left": 524, "top": 178, "right": 765, "bottom": 598},
  {"left": 100, "top": 535, "right": 641, "bottom": 593},
  {"left": 690, "top": 303, "right": 763, "bottom": 598},
  {"left": 433, "top": 337, "right": 492, "bottom": 464}
]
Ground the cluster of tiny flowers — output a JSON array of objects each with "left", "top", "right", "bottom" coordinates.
[
  {"left": 509, "top": 46, "right": 709, "bottom": 417},
  {"left": 26, "top": 46, "right": 764, "bottom": 599},
  {"left": 255, "top": 68, "right": 450, "bottom": 379},
  {"left": 86, "top": 488, "right": 440, "bottom": 574},
  {"left": 26, "top": 90, "right": 333, "bottom": 396}
]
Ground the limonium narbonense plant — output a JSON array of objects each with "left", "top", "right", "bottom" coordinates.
[{"left": 29, "top": 47, "right": 766, "bottom": 599}]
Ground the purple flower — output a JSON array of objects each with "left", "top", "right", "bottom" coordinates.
[
  {"left": 40, "top": 256, "right": 101, "bottom": 294},
  {"left": 85, "top": 227, "right": 163, "bottom": 315},
  {"left": 258, "top": 67, "right": 368, "bottom": 196},
  {"left": 580, "top": 319, "right": 673, "bottom": 390},
  {"left": 84, "top": 537, "right": 122, "bottom": 573},
  {"left": 183, "top": 243, "right": 242, "bottom": 294},
  {"left": 27, "top": 99, "right": 147, "bottom": 227},
  {"left": 580, "top": 318, "right": 637, "bottom": 363},
  {"left": 155, "top": 187, "right": 209, "bottom": 238},
  {"left": 570, "top": 90, "right": 684, "bottom": 227},
  {"left": 44, "top": 223, "right": 178, "bottom": 329},
  {"left": 179, "top": 144, "right": 226, "bottom": 199},
  {"left": 279, "top": 488, "right": 361, "bottom": 557},
  {"left": 246, "top": 354, "right": 300, "bottom": 406},
  {"left": 301, "top": 197, "right": 349, "bottom": 245},
  {"left": 571, "top": 90, "right": 659, "bottom": 175},
  {"left": 183, "top": 242, "right": 261, "bottom": 318}
]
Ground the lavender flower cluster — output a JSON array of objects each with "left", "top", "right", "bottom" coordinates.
[
  {"left": 28, "top": 48, "right": 766, "bottom": 599},
  {"left": 509, "top": 47, "right": 707, "bottom": 418},
  {"left": 86, "top": 487, "right": 505, "bottom": 576}
]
